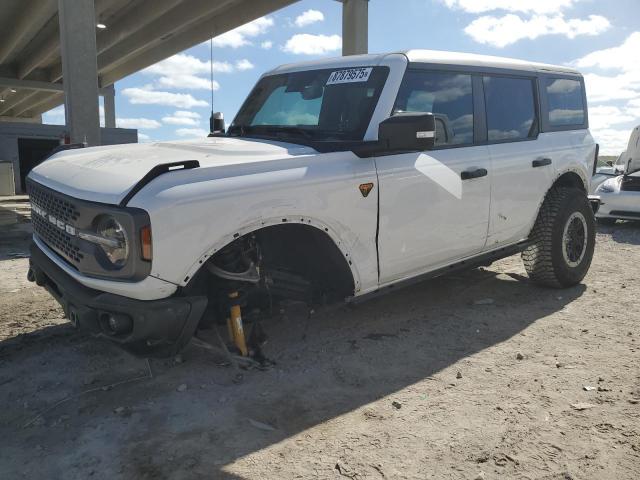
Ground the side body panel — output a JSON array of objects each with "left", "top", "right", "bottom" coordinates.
[
  {"left": 485, "top": 133, "right": 557, "bottom": 247},
  {"left": 376, "top": 146, "right": 491, "bottom": 284},
  {"left": 129, "top": 151, "right": 380, "bottom": 294}
]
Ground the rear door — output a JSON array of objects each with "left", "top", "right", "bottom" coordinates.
[
  {"left": 482, "top": 75, "right": 556, "bottom": 247},
  {"left": 376, "top": 69, "right": 491, "bottom": 284}
]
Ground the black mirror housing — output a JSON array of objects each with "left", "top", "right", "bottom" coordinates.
[{"left": 378, "top": 112, "right": 436, "bottom": 152}]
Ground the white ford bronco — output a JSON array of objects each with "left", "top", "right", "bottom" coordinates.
[{"left": 27, "top": 50, "right": 599, "bottom": 357}]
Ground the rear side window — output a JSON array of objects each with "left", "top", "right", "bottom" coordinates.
[
  {"left": 545, "top": 78, "right": 585, "bottom": 127},
  {"left": 393, "top": 71, "right": 474, "bottom": 146},
  {"left": 483, "top": 76, "right": 537, "bottom": 142}
]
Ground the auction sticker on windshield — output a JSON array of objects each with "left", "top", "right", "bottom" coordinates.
[{"left": 326, "top": 67, "right": 372, "bottom": 85}]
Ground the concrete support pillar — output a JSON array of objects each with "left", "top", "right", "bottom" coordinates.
[
  {"left": 103, "top": 85, "right": 116, "bottom": 128},
  {"left": 342, "top": 0, "right": 368, "bottom": 56},
  {"left": 58, "top": 0, "right": 101, "bottom": 145}
]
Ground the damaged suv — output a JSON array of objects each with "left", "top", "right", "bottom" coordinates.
[{"left": 27, "top": 51, "right": 599, "bottom": 357}]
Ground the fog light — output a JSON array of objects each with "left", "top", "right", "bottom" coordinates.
[{"left": 101, "top": 312, "right": 133, "bottom": 335}]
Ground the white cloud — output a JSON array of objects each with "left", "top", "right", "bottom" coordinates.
[
  {"left": 116, "top": 117, "right": 162, "bottom": 129},
  {"left": 588, "top": 106, "right": 635, "bottom": 131},
  {"left": 583, "top": 72, "right": 639, "bottom": 103},
  {"left": 122, "top": 87, "right": 208, "bottom": 108},
  {"left": 213, "top": 16, "right": 273, "bottom": 48},
  {"left": 176, "top": 128, "right": 209, "bottom": 138},
  {"left": 574, "top": 33, "right": 640, "bottom": 103},
  {"left": 464, "top": 13, "right": 610, "bottom": 48},
  {"left": 282, "top": 33, "right": 341, "bottom": 55},
  {"left": 261, "top": 40, "right": 273, "bottom": 50},
  {"left": 442, "top": 0, "right": 579, "bottom": 14},
  {"left": 138, "top": 133, "right": 152, "bottom": 143},
  {"left": 574, "top": 32, "right": 640, "bottom": 73},
  {"left": 162, "top": 110, "right": 202, "bottom": 126},
  {"left": 294, "top": 9, "right": 324, "bottom": 27},
  {"left": 145, "top": 54, "right": 233, "bottom": 76},
  {"left": 626, "top": 98, "right": 640, "bottom": 118},
  {"left": 592, "top": 128, "right": 634, "bottom": 156},
  {"left": 144, "top": 53, "right": 229, "bottom": 90},
  {"left": 235, "top": 59, "right": 254, "bottom": 71}
]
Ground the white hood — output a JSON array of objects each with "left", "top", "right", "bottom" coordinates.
[{"left": 28, "top": 137, "right": 316, "bottom": 205}]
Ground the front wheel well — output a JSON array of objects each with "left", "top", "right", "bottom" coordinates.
[
  {"left": 188, "top": 223, "right": 356, "bottom": 312},
  {"left": 552, "top": 171, "right": 586, "bottom": 192}
]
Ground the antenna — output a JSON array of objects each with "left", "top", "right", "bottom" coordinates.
[{"left": 208, "top": 35, "right": 224, "bottom": 137}]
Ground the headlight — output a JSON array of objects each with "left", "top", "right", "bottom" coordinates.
[
  {"left": 95, "top": 215, "right": 129, "bottom": 268},
  {"left": 596, "top": 178, "right": 618, "bottom": 193}
]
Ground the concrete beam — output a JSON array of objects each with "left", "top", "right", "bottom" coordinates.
[
  {"left": 0, "top": 0, "right": 57, "bottom": 64},
  {"left": 58, "top": 0, "right": 101, "bottom": 146},
  {"left": 48, "top": 0, "right": 187, "bottom": 82},
  {"left": 0, "top": 115, "right": 43, "bottom": 124},
  {"left": 92, "top": 0, "right": 239, "bottom": 84},
  {"left": 100, "top": 0, "right": 297, "bottom": 87},
  {"left": 0, "top": 76, "right": 64, "bottom": 93},
  {"left": 342, "top": 0, "right": 368, "bottom": 56},
  {"left": 103, "top": 85, "right": 116, "bottom": 128}
]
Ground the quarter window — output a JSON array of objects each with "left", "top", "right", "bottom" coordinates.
[
  {"left": 483, "top": 76, "right": 537, "bottom": 142},
  {"left": 394, "top": 71, "right": 474, "bottom": 146},
  {"left": 545, "top": 78, "right": 585, "bottom": 127}
]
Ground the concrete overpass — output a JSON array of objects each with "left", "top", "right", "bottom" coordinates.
[{"left": 0, "top": 0, "right": 369, "bottom": 146}]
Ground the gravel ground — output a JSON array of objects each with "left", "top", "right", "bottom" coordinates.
[{"left": 0, "top": 217, "right": 639, "bottom": 480}]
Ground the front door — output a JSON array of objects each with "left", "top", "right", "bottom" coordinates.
[{"left": 376, "top": 70, "right": 491, "bottom": 284}]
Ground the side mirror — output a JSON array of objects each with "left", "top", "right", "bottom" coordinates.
[{"left": 378, "top": 112, "right": 435, "bottom": 152}]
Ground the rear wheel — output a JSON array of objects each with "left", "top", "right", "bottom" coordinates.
[{"left": 522, "top": 187, "right": 595, "bottom": 288}]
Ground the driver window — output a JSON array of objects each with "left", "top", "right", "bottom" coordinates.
[{"left": 394, "top": 71, "right": 474, "bottom": 147}]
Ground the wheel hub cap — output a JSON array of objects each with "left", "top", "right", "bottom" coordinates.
[{"left": 562, "top": 212, "right": 588, "bottom": 268}]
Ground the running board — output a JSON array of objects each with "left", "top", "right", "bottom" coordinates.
[{"left": 349, "top": 241, "right": 530, "bottom": 304}]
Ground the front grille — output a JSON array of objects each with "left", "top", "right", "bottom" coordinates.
[
  {"left": 28, "top": 182, "right": 83, "bottom": 267},
  {"left": 31, "top": 214, "right": 84, "bottom": 264},
  {"left": 29, "top": 183, "right": 80, "bottom": 222}
]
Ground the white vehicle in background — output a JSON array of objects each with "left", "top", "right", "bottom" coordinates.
[
  {"left": 26, "top": 50, "right": 599, "bottom": 358},
  {"left": 594, "top": 125, "right": 640, "bottom": 224}
]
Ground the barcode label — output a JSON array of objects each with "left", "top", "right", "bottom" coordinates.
[{"left": 326, "top": 67, "right": 373, "bottom": 85}]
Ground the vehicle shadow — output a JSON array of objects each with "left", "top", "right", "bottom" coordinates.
[
  {"left": 597, "top": 221, "right": 640, "bottom": 246},
  {"left": 0, "top": 264, "right": 586, "bottom": 479}
]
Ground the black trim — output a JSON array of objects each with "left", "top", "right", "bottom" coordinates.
[
  {"left": 119, "top": 160, "right": 200, "bottom": 207},
  {"left": 28, "top": 242, "right": 207, "bottom": 357},
  {"left": 532, "top": 158, "right": 552, "bottom": 168},
  {"left": 350, "top": 241, "right": 530, "bottom": 304},
  {"left": 461, "top": 168, "right": 488, "bottom": 180},
  {"left": 592, "top": 143, "right": 600, "bottom": 176},
  {"left": 608, "top": 210, "right": 640, "bottom": 219}
]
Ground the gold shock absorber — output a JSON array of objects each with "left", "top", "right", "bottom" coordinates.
[{"left": 227, "top": 291, "right": 248, "bottom": 356}]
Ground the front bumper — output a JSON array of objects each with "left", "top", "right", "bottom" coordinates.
[{"left": 28, "top": 242, "right": 207, "bottom": 357}]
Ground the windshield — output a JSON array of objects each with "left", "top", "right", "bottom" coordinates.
[{"left": 229, "top": 66, "right": 389, "bottom": 143}]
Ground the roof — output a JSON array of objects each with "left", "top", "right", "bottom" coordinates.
[
  {"left": 403, "top": 49, "right": 580, "bottom": 74},
  {"left": 267, "top": 49, "right": 581, "bottom": 76}
]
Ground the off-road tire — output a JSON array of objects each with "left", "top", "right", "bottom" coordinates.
[{"left": 522, "top": 187, "right": 595, "bottom": 288}]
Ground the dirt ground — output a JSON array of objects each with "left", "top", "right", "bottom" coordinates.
[{"left": 0, "top": 208, "right": 639, "bottom": 479}]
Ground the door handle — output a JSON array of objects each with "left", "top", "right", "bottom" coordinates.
[
  {"left": 461, "top": 168, "right": 488, "bottom": 180},
  {"left": 532, "top": 158, "right": 552, "bottom": 168}
]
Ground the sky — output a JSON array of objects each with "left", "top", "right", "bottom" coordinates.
[{"left": 42, "top": 0, "right": 640, "bottom": 155}]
